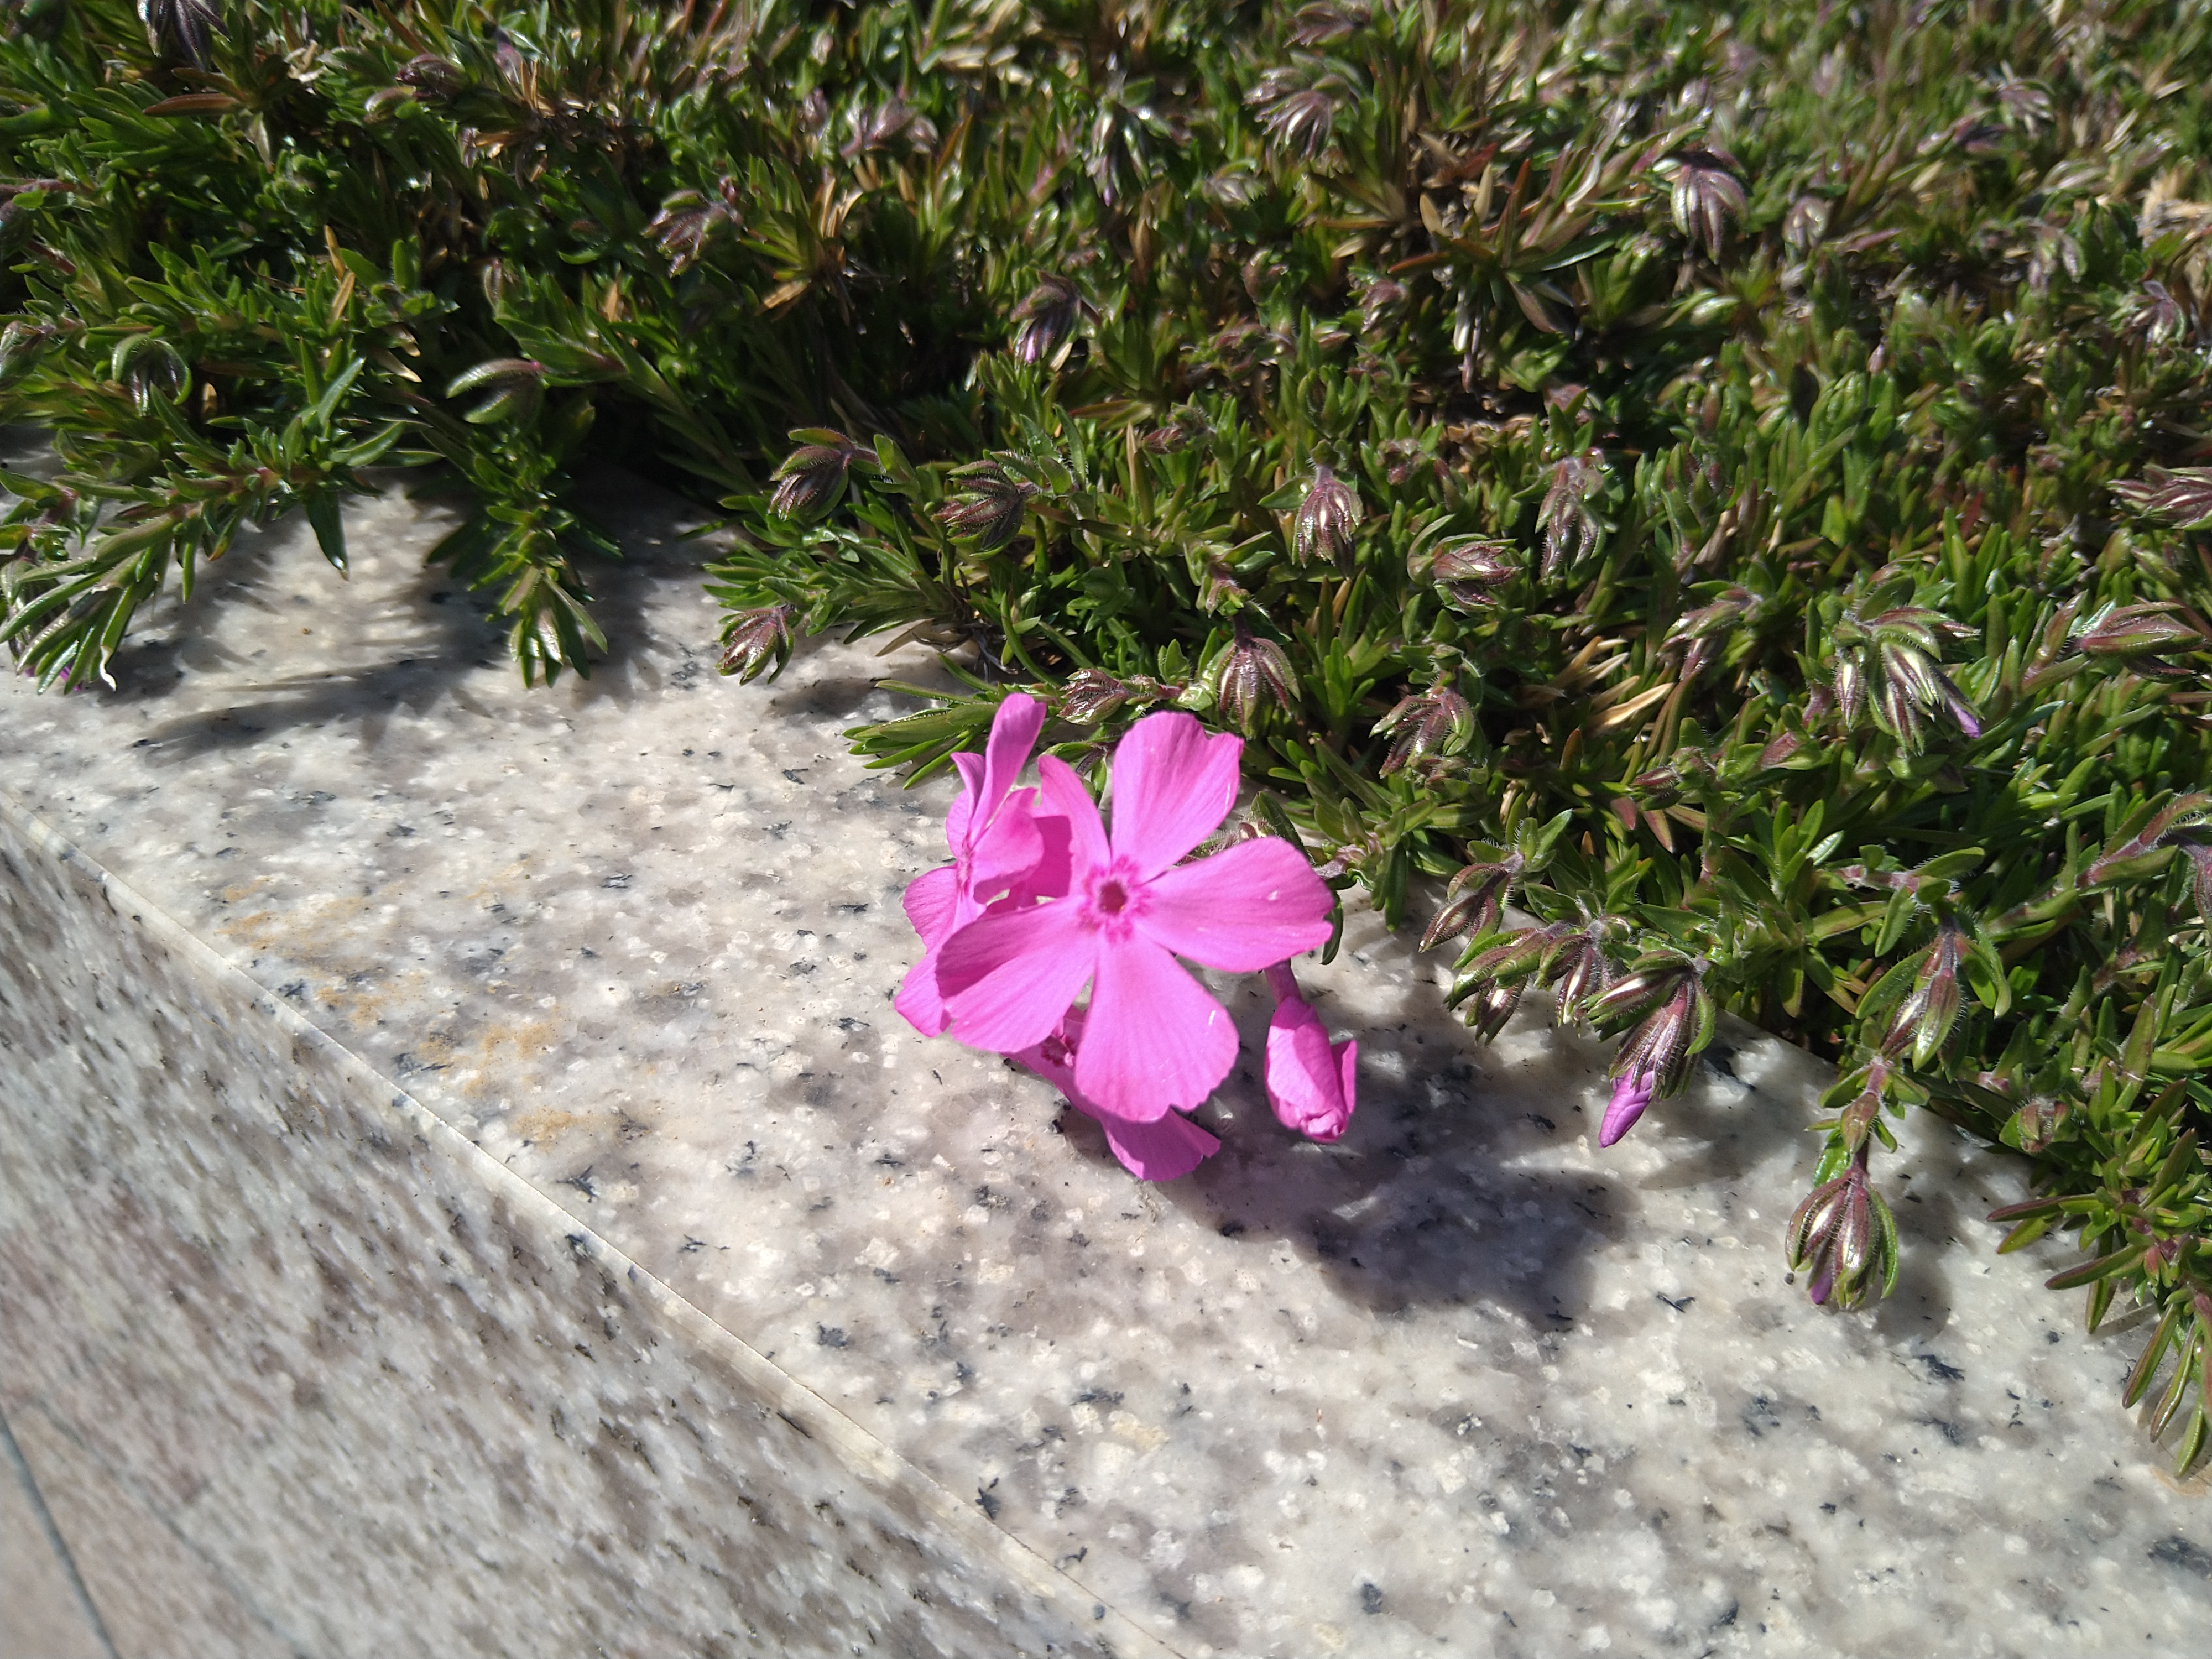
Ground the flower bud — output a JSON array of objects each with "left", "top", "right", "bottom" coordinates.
[
  {"left": 1377, "top": 684, "right": 1473, "bottom": 778},
  {"left": 1292, "top": 465, "right": 1361, "bottom": 567},
  {"left": 1416, "top": 537, "right": 1517, "bottom": 609},
  {"left": 1421, "top": 855, "right": 1524, "bottom": 951},
  {"left": 144, "top": 0, "right": 223, "bottom": 69},
  {"left": 445, "top": 357, "right": 545, "bottom": 425},
  {"left": 933, "top": 460, "right": 1042, "bottom": 552},
  {"left": 2073, "top": 602, "right": 2204, "bottom": 658},
  {"left": 771, "top": 431, "right": 869, "bottom": 518},
  {"left": 1668, "top": 148, "right": 1746, "bottom": 258},
  {"left": 1882, "top": 927, "right": 1962, "bottom": 1066},
  {"left": 394, "top": 54, "right": 466, "bottom": 101},
  {"left": 1212, "top": 628, "right": 1296, "bottom": 731},
  {"left": 717, "top": 603, "right": 794, "bottom": 685},
  {"left": 1059, "top": 668, "right": 1133, "bottom": 725},
  {"left": 1009, "top": 275, "right": 1082, "bottom": 366},
  {"left": 1460, "top": 979, "right": 1523, "bottom": 1042},
  {"left": 1786, "top": 1148, "right": 1899, "bottom": 1310},
  {"left": 1536, "top": 451, "right": 1604, "bottom": 581}
]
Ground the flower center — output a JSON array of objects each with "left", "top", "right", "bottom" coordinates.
[{"left": 1081, "top": 860, "right": 1147, "bottom": 937}]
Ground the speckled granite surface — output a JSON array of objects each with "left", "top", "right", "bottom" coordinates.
[{"left": 2, "top": 466, "right": 2208, "bottom": 1658}]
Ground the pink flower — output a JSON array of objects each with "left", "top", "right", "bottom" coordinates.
[
  {"left": 1262, "top": 962, "right": 1358, "bottom": 1141},
  {"left": 937, "top": 711, "right": 1334, "bottom": 1120},
  {"left": 894, "top": 694, "right": 1069, "bottom": 1036},
  {"left": 1600, "top": 1068, "right": 1656, "bottom": 1147},
  {"left": 1013, "top": 1013, "right": 1221, "bottom": 1181}
]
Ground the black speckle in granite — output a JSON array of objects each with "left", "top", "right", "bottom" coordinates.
[
  {"left": 1360, "top": 1582, "right": 1385, "bottom": 1615},
  {"left": 1916, "top": 1351, "right": 1966, "bottom": 1383},
  {"left": 2149, "top": 1536, "right": 2212, "bottom": 1578}
]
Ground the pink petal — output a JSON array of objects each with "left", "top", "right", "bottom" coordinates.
[
  {"left": 946, "top": 753, "right": 982, "bottom": 853},
  {"left": 1107, "top": 711, "right": 1243, "bottom": 877},
  {"left": 1140, "top": 839, "right": 1335, "bottom": 971},
  {"left": 1264, "top": 1000, "right": 1355, "bottom": 1140},
  {"left": 967, "top": 786, "right": 1045, "bottom": 902},
  {"left": 894, "top": 943, "right": 951, "bottom": 1036},
  {"left": 1091, "top": 1107, "right": 1220, "bottom": 1181},
  {"left": 939, "top": 900, "right": 1095, "bottom": 1054},
  {"left": 1011, "top": 1016, "right": 1220, "bottom": 1181},
  {"left": 1600, "top": 1070, "right": 1656, "bottom": 1147},
  {"left": 902, "top": 864, "right": 962, "bottom": 948},
  {"left": 1020, "top": 811, "right": 1074, "bottom": 902},
  {"left": 1075, "top": 937, "right": 1238, "bottom": 1120},
  {"left": 1038, "top": 754, "right": 1110, "bottom": 871},
  {"left": 979, "top": 692, "right": 1047, "bottom": 819}
]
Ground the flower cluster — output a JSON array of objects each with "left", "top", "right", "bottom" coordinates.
[{"left": 894, "top": 696, "right": 1353, "bottom": 1180}]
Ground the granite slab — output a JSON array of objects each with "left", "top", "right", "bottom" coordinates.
[{"left": 1, "top": 455, "right": 2208, "bottom": 1658}]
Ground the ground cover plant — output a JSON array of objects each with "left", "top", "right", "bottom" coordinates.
[{"left": 3, "top": 0, "right": 2211, "bottom": 1468}]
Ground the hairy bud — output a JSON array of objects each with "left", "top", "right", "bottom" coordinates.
[
  {"left": 1421, "top": 854, "right": 1525, "bottom": 951},
  {"left": 717, "top": 603, "right": 795, "bottom": 685},
  {"left": 1377, "top": 684, "right": 1473, "bottom": 778},
  {"left": 1009, "top": 275, "right": 1084, "bottom": 366},
  {"left": 1212, "top": 628, "right": 1297, "bottom": 731},
  {"left": 933, "top": 460, "right": 1042, "bottom": 551},
  {"left": 1415, "top": 537, "right": 1517, "bottom": 609},
  {"left": 1786, "top": 1146, "right": 1900, "bottom": 1309},
  {"left": 770, "top": 430, "right": 874, "bottom": 519},
  {"left": 394, "top": 54, "right": 466, "bottom": 101},
  {"left": 141, "top": 0, "right": 223, "bottom": 70},
  {"left": 1292, "top": 464, "right": 1361, "bottom": 567},
  {"left": 1667, "top": 148, "right": 1747, "bottom": 258}
]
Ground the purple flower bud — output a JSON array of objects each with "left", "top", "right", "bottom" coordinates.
[
  {"left": 2073, "top": 602, "right": 2205, "bottom": 658},
  {"left": 1009, "top": 275, "right": 1083, "bottom": 366},
  {"left": 718, "top": 603, "right": 795, "bottom": 685},
  {"left": 1600, "top": 1069, "right": 1656, "bottom": 1147},
  {"left": 1288, "top": 2, "right": 1370, "bottom": 45},
  {"left": 770, "top": 431, "right": 871, "bottom": 518},
  {"left": 1786, "top": 1146, "right": 1898, "bottom": 1310},
  {"left": 1377, "top": 684, "right": 1473, "bottom": 779},
  {"left": 1461, "top": 979, "right": 1524, "bottom": 1042},
  {"left": 1781, "top": 194, "right": 1830, "bottom": 254},
  {"left": 1250, "top": 68, "right": 1345, "bottom": 159},
  {"left": 2111, "top": 467, "right": 2212, "bottom": 531},
  {"left": 1213, "top": 628, "right": 1297, "bottom": 731},
  {"left": 1198, "top": 557, "right": 1246, "bottom": 613},
  {"left": 1536, "top": 451, "right": 1604, "bottom": 581},
  {"left": 843, "top": 98, "right": 939, "bottom": 159},
  {"left": 1058, "top": 668, "right": 1132, "bottom": 725},
  {"left": 394, "top": 53, "right": 466, "bottom": 101},
  {"left": 1145, "top": 408, "right": 1213, "bottom": 454},
  {"left": 648, "top": 180, "right": 742, "bottom": 274},
  {"left": 1292, "top": 465, "right": 1362, "bottom": 567},
  {"left": 1882, "top": 927, "right": 1962, "bottom": 1066},
  {"left": 1542, "top": 925, "right": 1615, "bottom": 1028},
  {"left": 1415, "top": 537, "right": 1518, "bottom": 609},
  {"left": 1421, "top": 855, "right": 1525, "bottom": 951},
  {"left": 933, "top": 460, "right": 1042, "bottom": 552},
  {"left": 1668, "top": 148, "right": 1747, "bottom": 259}
]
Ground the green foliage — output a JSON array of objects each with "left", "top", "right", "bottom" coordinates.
[{"left": 6, "top": 0, "right": 2212, "bottom": 1462}]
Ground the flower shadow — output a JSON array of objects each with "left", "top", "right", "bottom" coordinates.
[{"left": 1120, "top": 972, "right": 1632, "bottom": 1333}]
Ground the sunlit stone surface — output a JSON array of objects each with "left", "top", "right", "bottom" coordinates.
[{"left": 3, "top": 463, "right": 2207, "bottom": 1657}]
